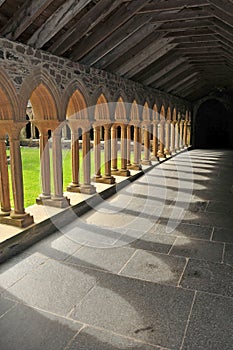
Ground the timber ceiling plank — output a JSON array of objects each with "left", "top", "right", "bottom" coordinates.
[
  {"left": 70, "top": 0, "right": 151, "bottom": 61},
  {"left": 1, "top": 0, "right": 55, "bottom": 40},
  {"left": 49, "top": 0, "right": 124, "bottom": 55},
  {"left": 27, "top": 0, "right": 93, "bottom": 48}
]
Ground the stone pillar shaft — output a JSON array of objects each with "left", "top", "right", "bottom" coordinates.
[
  {"left": 158, "top": 120, "right": 165, "bottom": 158},
  {"left": 0, "top": 138, "right": 11, "bottom": 214},
  {"left": 126, "top": 125, "right": 131, "bottom": 166},
  {"left": 82, "top": 130, "right": 91, "bottom": 185},
  {"left": 52, "top": 129, "right": 63, "bottom": 199},
  {"left": 39, "top": 130, "right": 51, "bottom": 198},
  {"left": 120, "top": 124, "right": 127, "bottom": 171},
  {"left": 94, "top": 126, "right": 101, "bottom": 178},
  {"left": 152, "top": 122, "right": 158, "bottom": 159},
  {"left": 133, "top": 125, "right": 140, "bottom": 165},
  {"left": 104, "top": 125, "right": 112, "bottom": 177},
  {"left": 111, "top": 125, "right": 118, "bottom": 171},
  {"left": 142, "top": 125, "right": 151, "bottom": 165},
  {"left": 170, "top": 122, "right": 176, "bottom": 153},
  {"left": 164, "top": 121, "right": 171, "bottom": 155},
  {"left": 183, "top": 121, "right": 188, "bottom": 147},
  {"left": 9, "top": 137, "right": 25, "bottom": 216}
]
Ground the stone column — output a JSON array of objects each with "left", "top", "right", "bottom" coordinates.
[
  {"left": 120, "top": 124, "right": 130, "bottom": 176},
  {"left": 126, "top": 125, "right": 132, "bottom": 167},
  {"left": 93, "top": 125, "right": 102, "bottom": 181},
  {"left": 80, "top": 128, "right": 96, "bottom": 193},
  {"left": 51, "top": 127, "right": 70, "bottom": 207},
  {"left": 151, "top": 121, "right": 159, "bottom": 161},
  {"left": 175, "top": 121, "right": 180, "bottom": 151},
  {"left": 187, "top": 121, "right": 191, "bottom": 146},
  {"left": 128, "top": 124, "right": 141, "bottom": 170},
  {"left": 0, "top": 136, "right": 11, "bottom": 216},
  {"left": 111, "top": 124, "right": 118, "bottom": 172},
  {"left": 164, "top": 120, "right": 171, "bottom": 156},
  {"left": 102, "top": 124, "right": 115, "bottom": 183},
  {"left": 67, "top": 125, "right": 80, "bottom": 192},
  {"left": 183, "top": 120, "right": 188, "bottom": 147},
  {"left": 158, "top": 119, "right": 165, "bottom": 158},
  {"left": 36, "top": 127, "right": 51, "bottom": 203},
  {"left": 8, "top": 127, "right": 33, "bottom": 227},
  {"left": 142, "top": 124, "right": 151, "bottom": 165},
  {"left": 179, "top": 120, "right": 184, "bottom": 149},
  {"left": 170, "top": 121, "right": 176, "bottom": 154}
]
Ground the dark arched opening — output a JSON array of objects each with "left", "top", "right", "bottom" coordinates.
[{"left": 195, "top": 99, "right": 231, "bottom": 148}]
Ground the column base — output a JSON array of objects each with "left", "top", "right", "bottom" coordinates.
[
  {"left": 150, "top": 156, "right": 159, "bottom": 162},
  {"left": 95, "top": 176, "right": 116, "bottom": 184},
  {"left": 113, "top": 169, "right": 130, "bottom": 176},
  {"left": 37, "top": 197, "right": 70, "bottom": 208},
  {"left": 80, "top": 184, "right": 96, "bottom": 194},
  {"left": 0, "top": 212, "right": 34, "bottom": 228},
  {"left": 158, "top": 152, "right": 166, "bottom": 159},
  {"left": 127, "top": 164, "right": 142, "bottom": 171},
  {"left": 66, "top": 183, "right": 81, "bottom": 193},
  {"left": 0, "top": 210, "right": 11, "bottom": 217},
  {"left": 141, "top": 159, "right": 152, "bottom": 166}
]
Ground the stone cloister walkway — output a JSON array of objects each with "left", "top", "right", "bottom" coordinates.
[{"left": 0, "top": 149, "right": 232, "bottom": 350}]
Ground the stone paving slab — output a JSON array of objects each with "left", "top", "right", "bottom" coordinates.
[
  {"left": 68, "top": 326, "right": 161, "bottom": 350},
  {"left": 224, "top": 243, "right": 233, "bottom": 266},
  {"left": 180, "top": 259, "right": 233, "bottom": 298},
  {"left": 70, "top": 273, "right": 194, "bottom": 349},
  {"left": 0, "top": 303, "right": 83, "bottom": 350},
  {"left": 212, "top": 227, "right": 233, "bottom": 244},
  {"left": 130, "top": 232, "right": 175, "bottom": 253},
  {"left": 66, "top": 245, "right": 136, "bottom": 273},
  {"left": 119, "top": 250, "right": 186, "bottom": 286},
  {"left": 2, "top": 260, "right": 101, "bottom": 316},
  {"left": 182, "top": 292, "right": 233, "bottom": 350},
  {"left": 169, "top": 237, "right": 224, "bottom": 262},
  {"left": 153, "top": 222, "right": 213, "bottom": 240}
]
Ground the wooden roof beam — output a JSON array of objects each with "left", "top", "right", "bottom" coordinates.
[
  {"left": 167, "top": 72, "right": 200, "bottom": 93},
  {"left": 1, "top": 0, "right": 54, "bottom": 40},
  {"left": 143, "top": 57, "right": 187, "bottom": 85},
  {"left": 27, "top": 0, "right": 93, "bottom": 48},
  {"left": 137, "top": 0, "right": 209, "bottom": 13},
  {"left": 152, "top": 62, "right": 193, "bottom": 88},
  {"left": 70, "top": 0, "right": 151, "bottom": 61}
]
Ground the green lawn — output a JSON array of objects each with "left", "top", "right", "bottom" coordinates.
[{"left": 7, "top": 147, "right": 122, "bottom": 208}]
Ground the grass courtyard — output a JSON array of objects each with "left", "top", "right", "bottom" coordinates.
[{"left": 7, "top": 146, "right": 117, "bottom": 208}]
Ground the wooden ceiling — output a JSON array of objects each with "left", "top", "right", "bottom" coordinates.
[{"left": 0, "top": 0, "right": 233, "bottom": 101}]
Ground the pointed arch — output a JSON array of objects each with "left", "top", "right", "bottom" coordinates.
[
  {"left": 130, "top": 100, "right": 140, "bottom": 122},
  {"left": 167, "top": 107, "right": 172, "bottom": 120},
  {"left": 152, "top": 104, "right": 158, "bottom": 120},
  {"left": 160, "top": 105, "right": 166, "bottom": 120},
  {"left": 115, "top": 96, "right": 127, "bottom": 121},
  {"left": 19, "top": 69, "right": 60, "bottom": 120},
  {"left": 66, "top": 89, "right": 88, "bottom": 119},
  {"left": 0, "top": 69, "right": 19, "bottom": 120},
  {"left": 142, "top": 101, "right": 151, "bottom": 121},
  {"left": 94, "top": 93, "right": 110, "bottom": 120}
]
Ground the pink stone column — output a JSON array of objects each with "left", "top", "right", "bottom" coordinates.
[
  {"left": 151, "top": 122, "right": 159, "bottom": 161},
  {"left": 8, "top": 129, "right": 33, "bottom": 226},
  {"left": 81, "top": 128, "right": 96, "bottom": 193},
  {"left": 0, "top": 137, "right": 11, "bottom": 215},
  {"left": 164, "top": 120, "right": 171, "bottom": 156},
  {"left": 183, "top": 120, "right": 188, "bottom": 147},
  {"left": 142, "top": 125, "right": 151, "bottom": 165},
  {"left": 120, "top": 124, "right": 130, "bottom": 176},
  {"left": 38, "top": 128, "right": 51, "bottom": 201},
  {"left": 127, "top": 125, "right": 132, "bottom": 167},
  {"left": 103, "top": 124, "right": 115, "bottom": 183},
  {"left": 93, "top": 125, "right": 102, "bottom": 180},
  {"left": 132, "top": 125, "right": 141, "bottom": 170},
  {"left": 158, "top": 119, "right": 165, "bottom": 158},
  {"left": 111, "top": 124, "right": 118, "bottom": 172},
  {"left": 170, "top": 121, "right": 176, "bottom": 154},
  {"left": 179, "top": 120, "right": 184, "bottom": 149},
  {"left": 67, "top": 128, "right": 80, "bottom": 191}
]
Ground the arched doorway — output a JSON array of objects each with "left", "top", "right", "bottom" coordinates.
[{"left": 195, "top": 99, "right": 230, "bottom": 148}]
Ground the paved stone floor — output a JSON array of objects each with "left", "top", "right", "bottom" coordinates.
[{"left": 0, "top": 149, "right": 232, "bottom": 350}]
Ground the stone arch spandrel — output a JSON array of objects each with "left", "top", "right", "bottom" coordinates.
[{"left": 19, "top": 69, "right": 61, "bottom": 120}]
